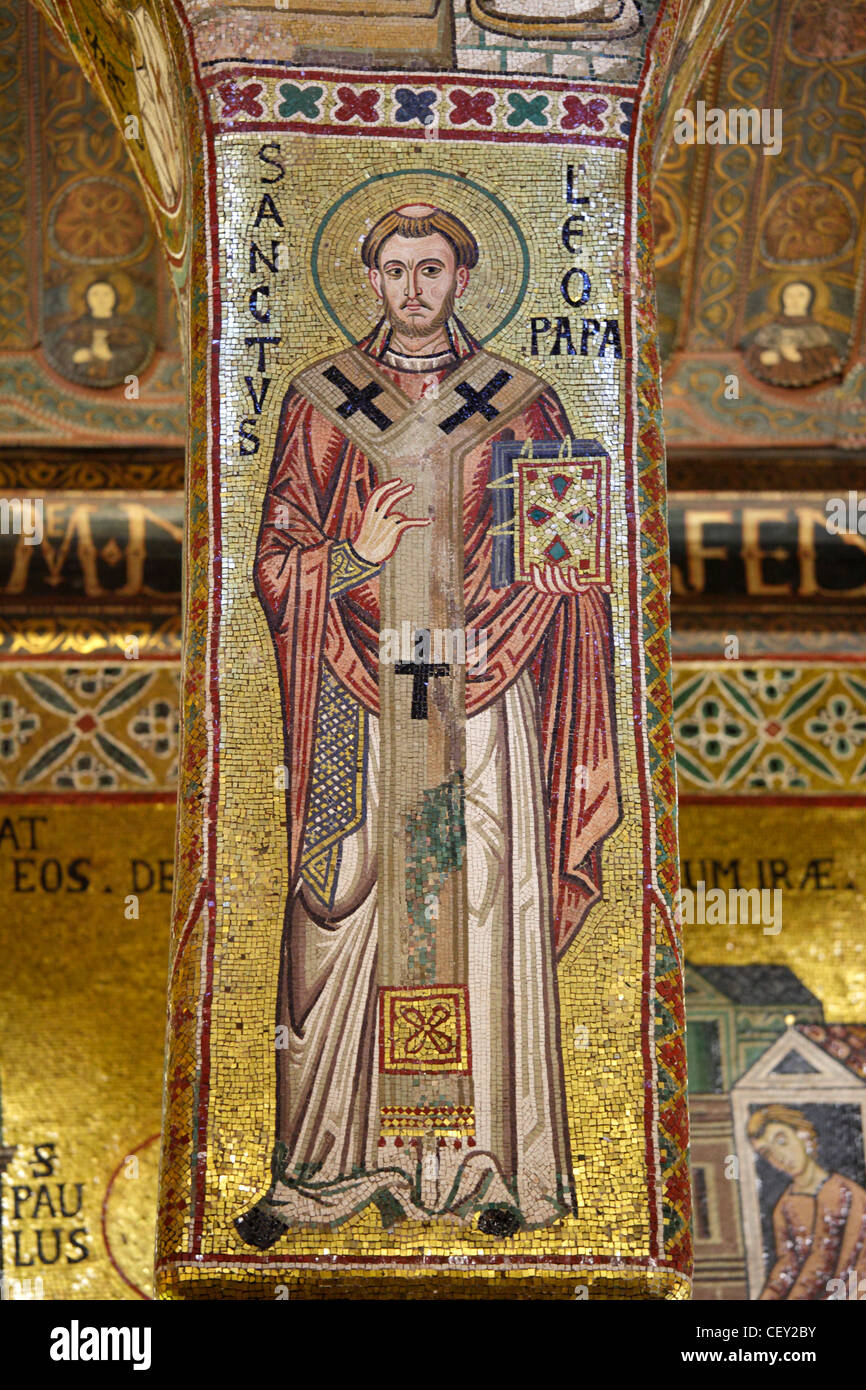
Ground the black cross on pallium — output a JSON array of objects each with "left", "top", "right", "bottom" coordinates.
[
  {"left": 438, "top": 369, "right": 512, "bottom": 435},
  {"left": 323, "top": 365, "right": 392, "bottom": 431},
  {"left": 394, "top": 630, "right": 450, "bottom": 720}
]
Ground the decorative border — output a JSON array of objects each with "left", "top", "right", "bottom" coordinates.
[
  {"left": 0, "top": 616, "right": 182, "bottom": 661},
  {"left": 634, "top": 0, "right": 692, "bottom": 1281},
  {"left": 0, "top": 449, "right": 184, "bottom": 490},
  {"left": 204, "top": 67, "right": 633, "bottom": 148},
  {"left": 380, "top": 1104, "right": 475, "bottom": 1136}
]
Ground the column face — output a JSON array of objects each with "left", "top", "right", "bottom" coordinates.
[{"left": 28, "top": 0, "right": 721, "bottom": 1299}]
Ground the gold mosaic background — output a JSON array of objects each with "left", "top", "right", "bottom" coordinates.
[
  {"left": 681, "top": 802, "right": 866, "bottom": 1021},
  {"left": 0, "top": 801, "right": 172, "bottom": 1299},
  {"left": 198, "top": 130, "right": 665, "bottom": 1284},
  {"left": 5, "top": 791, "right": 864, "bottom": 1297}
]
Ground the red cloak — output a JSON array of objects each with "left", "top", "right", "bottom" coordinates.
[{"left": 254, "top": 327, "right": 621, "bottom": 957}]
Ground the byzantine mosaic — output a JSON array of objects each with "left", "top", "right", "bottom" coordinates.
[
  {"left": 0, "top": 0, "right": 186, "bottom": 445},
  {"left": 656, "top": 0, "right": 866, "bottom": 449},
  {"left": 12, "top": 0, "right": 747, "bottom": 1301}
]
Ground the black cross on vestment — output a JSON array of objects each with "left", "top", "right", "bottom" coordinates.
[
  {"left": 438, "top": 369, "right": 512, "bottom": 435},
  {"left": 323, "top": 365, "right": 393, "bottom": 431},
  {"left": 394, "top": 632, "right": 450, "bottom": 720}
]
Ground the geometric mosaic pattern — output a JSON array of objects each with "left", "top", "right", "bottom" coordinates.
[
  {"left": 0, "top": 664, "right": 180, "bottom": 791},
  {"left": 299, "top": 669, "right": 367, "bottom": 909},
  {"left": 12, "top": 662, "right": 862, "bottom": 801},
  {"left": 674, "top": 665, "right": 866, "bottom": 795},
  {"left": 208, "top": 71, "right": 632, "bottom": 146}
]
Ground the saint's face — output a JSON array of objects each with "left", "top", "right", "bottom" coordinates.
[
  {"left": 368, "top": 231, "right": 469, "bottom": 341},
  {"left": 85, "top": 281, "right": 117, "bottom": 319},
  {"left": 753, "top": 1122, "right": 810, "bottom": 1178},
  {"left": 781, "top": 282, "right": 812, "bottom": 318}
]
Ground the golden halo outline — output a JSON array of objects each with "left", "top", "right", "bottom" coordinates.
[
  {"left": 310, "top": 168, "right": 530, "bottom": 347},
  {"left": 66, "top": 269, "right": 137, "bottom": 318}
]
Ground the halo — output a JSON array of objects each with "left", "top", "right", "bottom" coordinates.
[
  {"left": 310, "top": 168, "right": 529, "bottom": 347},
  {"left": 67, "top": 268, "right": 137, "bottom": 318}
]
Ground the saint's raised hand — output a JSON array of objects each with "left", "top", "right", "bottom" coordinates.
[{"left": 352, "top": 479, "right": 430, "bottom": 566}]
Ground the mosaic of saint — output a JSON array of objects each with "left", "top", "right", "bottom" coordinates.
[
  {"left": 743, "top": 281, "right": 843, "bottom": 390},
  {"left": 236, "top": 200, "right": 621, "bottom": 1245}
]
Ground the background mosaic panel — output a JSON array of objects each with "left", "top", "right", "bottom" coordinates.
[
  {"left": 0, "top": 663, "right": 181, "bottom": 792},
  {"left": 681, "top": 798, "right": 866, "bottom": 1301},
  {"left": 0, "top": 799, "right": 171, "bottom": 1300},
  {"left": 0, "top": 0, "right": 186, "bottom": 446},
  {"left": 675, "top": 662, "right": 866, "bottom": 794},
  {"left": 656, "top": 0, "right": 866, "bottom": 451},
  {"left": 5, "top": 781, "right": 864, "bottom": 1300},
  {"left": 11, "top": 0, "right": 765, "bottom": 1302}
]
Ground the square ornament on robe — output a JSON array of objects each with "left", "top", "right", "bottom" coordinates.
[{"left": 379, "top": 983, "right": 472, "bottom": 1076}]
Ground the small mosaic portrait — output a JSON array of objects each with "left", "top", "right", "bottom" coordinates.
[
  {"left": 748, "top": 1103, "right": 866, "bottom": 1300},
  {"left": 742, "top": 280, "right": 844, "bottom": 389},
  {"left": 49, "top": 274, "right": 152, "bottom": 388}
]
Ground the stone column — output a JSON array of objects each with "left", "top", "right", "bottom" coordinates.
[{"left": 25, "top": 0, "right": 747, "bottom": 1298}]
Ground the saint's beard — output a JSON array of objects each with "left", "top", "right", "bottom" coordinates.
[{"left": 386, "top": 287, "right": 456, "bottom": 344}]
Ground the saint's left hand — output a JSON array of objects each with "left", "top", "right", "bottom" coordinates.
[{"left": 529, "top": 562, "right": 590, "bottom": 596}]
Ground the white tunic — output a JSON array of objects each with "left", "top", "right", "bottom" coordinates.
[{"left": 265, "top": 668, "right": 574, "bottom": 1230}]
